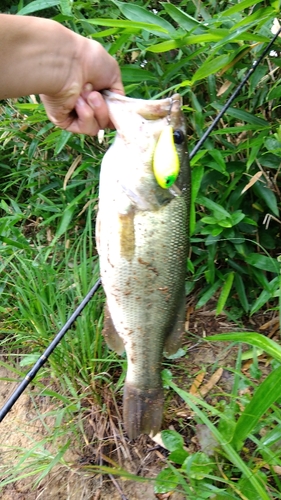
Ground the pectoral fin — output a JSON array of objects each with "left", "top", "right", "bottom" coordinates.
[{"left": 102, "top": 304, "right": 124, "bottom": 355}]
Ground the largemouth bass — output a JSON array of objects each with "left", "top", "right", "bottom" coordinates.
[{"left": 96, "top": 92, "right": 190, "bottom": 439}]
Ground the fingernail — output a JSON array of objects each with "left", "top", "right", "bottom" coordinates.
[
  {"left": 76, "top": 96, "right": 85, "bottom": 107},
  {"left": 83, "top": 83, "right": 93, "bottom": 92},
  {"left": 88, "top": 94, "right": 101, "bottom": 109}
]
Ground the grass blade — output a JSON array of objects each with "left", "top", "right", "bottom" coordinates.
[
  {"left": 232, "top": 365, "right": 281, "bottom": 450},
  {"left": 206, "top": 332, "right": 281, "bottom": 363},
  {"left": 167, "top": 379, "right": 271, "bottom": 500}
]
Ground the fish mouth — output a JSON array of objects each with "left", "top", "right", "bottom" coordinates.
[{"left": 102, "top": 90, "right": 182, "bottom": 121}]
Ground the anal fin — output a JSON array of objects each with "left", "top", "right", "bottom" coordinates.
[
  {"left": 102, "top": 304, "right": 124, "bottom": 355},
  {"left": 164, "top": 293, "right": 185, "bottom": 357}
]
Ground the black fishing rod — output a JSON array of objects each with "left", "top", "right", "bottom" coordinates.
[
  {"left": 0, "top": 278, "right": 101, "bottom": 422},
  {"left": 1, "top": 25, "right": 281, "bottom": 423}
]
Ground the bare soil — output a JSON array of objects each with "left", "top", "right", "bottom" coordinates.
[{"left": 0, "top": 303, "right": 278, "bottom": 500}]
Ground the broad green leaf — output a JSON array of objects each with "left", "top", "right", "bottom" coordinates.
[
  {"left": 196, "top": 280, "right": 222, "bottom": 309},
  {"left": 60, "top": 0, "right": 72, "bottom": 16},
  {"left": 233, "top": 365, "right": 281, "bottom": 450},
  {"left": 121, "top": 66, "right": 158, "bottom": 83},
  {"left": 161, "top": 430, "right": 184, "bottom": 452},
  {"left": 190, "top": 165, "right": 204, "bottom": 235},
  {"left": 253, "top": 180, "right": 279, "bottom": 216},
  {"left": 17, "top": 0, "right": 59, "bottom": 14},
  {"left": 268, "top": 86, "right": 281, "bottom": 100},
  {"left": 196, "top": 195, "right": 230, "bottom": 218},
  {"left": 230, "top": 211, "right": 245, "bottom": 225},
  {"left": 208, "top": 150, "right": 226, "bottom": 173},
  {"left": 211, "top": 125, "right": 266, "bottom": 135},
  {"left": 221, "top": 0, "right": 264, "bottom": 17},
  {"left": 201, "top": 216, "right": 217, "bottom": 224},
  {"left": 148, "top": 32, "right": 226, "bottom": 54},
  {"left": 161, "top": 3, "right": 202, "bottom": 31},
  {"left": 86, "top": 18, "right": 167, "bottom": 34},
  {"left": 168, "top": 449, "right": 189, "bottom": 465},
  {"left": 191, "top": 54, "right": 233, "bottom": 84},
  {"left": 168, "top": 380, "right": 271, "bottom": 500},
  {"left": 245, "top": 253, "right": 279, "bottom": 274},
  {"left": 251, "top": 267, "right": 272, "bottom": 293},
  {"left": 217, "top": 218, "right": 232, "bottom": 227},
  {"left": 54, "top": 130, "right": 72, "bottom": 156},
  {"left": 51, "top": 206, "right": 75, "bottom": 245},
  {"left": 154, "top": 468, "right": 179, "bottom": 494},
  {"left": 212, "top": 103, "right": 268, "bottom": 127},
  {"left": 229, "top": 6, "right": 271, "bottom": 31},
  {"left": 250, "top": 287, "right": 277, "bottom": 315},
  {"left": 0, "top": 236, "right": 32, "bottom": 250},
  {"left": 147, "top": 38, "right": 186, "bottom": 53},
  {"left": 206, "top": 332, "right": 281, "bottom": 363},
  {"left": 234, "top": 274, "right": 249, "bottom": 312},
  {"left": 216, "top": 272, "right": 234, "bottom": 315},
  {"left": 111, "top": 0, "right": 176, "bottom": 34},
  {"left": 182, "top": 452, "right": 214, "bottom": 479}
]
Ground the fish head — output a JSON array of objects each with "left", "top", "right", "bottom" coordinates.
[{"left": 102, "top": 91, "right": 187, "bottom": 211}]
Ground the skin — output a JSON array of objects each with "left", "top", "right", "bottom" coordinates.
[{"left": 0, "top": 14, "right": 124, "bottom": 135}]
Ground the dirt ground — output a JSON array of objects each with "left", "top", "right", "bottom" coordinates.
[{"left": 0, "top": 303, "right": 277, "bottom": 500}]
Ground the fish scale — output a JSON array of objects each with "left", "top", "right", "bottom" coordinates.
[{"left": 96, "top": 91, "right": 190, "bottom": 439}]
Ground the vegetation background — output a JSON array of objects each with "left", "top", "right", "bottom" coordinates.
[{"left": 0, "top": 0, "right": 281, "bottom": 498}]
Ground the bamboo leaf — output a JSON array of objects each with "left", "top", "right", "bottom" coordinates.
[
  {"left": 161, "top": 3, "right": 202, "bottom": 31},
  {"left": 253, "top": 180, "right": 279, "bottom": 216},
  {"left": 190, "top": 165, "right": 204, "bottom": 235},
  {"left": 211, "top": 103, "right": 268, "bottom": 126},
  {"left": 234, "top": 274, "right": 249, "bottom": 312},
  {"left": 191, "top": 54, "right": 233, "bottom": 84},
  {"left": 216, "top": 272, "right": 234, "bottom": 315},
  {"left": 196, "top": 195, "right": 231, "bottom": 218},
  {"left": 111, "top": 0, "right": 175, "bottom": 34},
  {"left": 221, "top": 0, "right": 264, "bottom": 16},
  {"left": 121, "top": 66, "right": 158, "bottom": 83},
  {"left": 245, "top": 253, "right": 279, "bottom": 274},
  {"left": 54, "top": 130, "right": 72, "bottom": 156},
  {"left": 168, "top": 380, "right": 271, "bottom": 500},
  {"left": 206, "top": 332, "right": 281, "bottom": 363},
  {"left": 86, "top": 18, "right": 167, "bottom": 33},
  {"left": 17, "top": 0, "right": 59, "bottom": 14},
  {"left": 233, "top": 366, "right": 281, "bottom": 450}
]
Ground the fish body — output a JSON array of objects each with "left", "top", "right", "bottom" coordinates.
[{"left": 96, "top": 92, "right": 190, "bottom": 439}]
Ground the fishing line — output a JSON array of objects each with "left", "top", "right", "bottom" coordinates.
[
  {"left": 1, "top": 24, "right": 281, "bottom": 422},
  {"left": 189, "top": 24, "right": 281, "bottom": 160}
]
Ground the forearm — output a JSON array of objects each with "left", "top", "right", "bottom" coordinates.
[{"left": 0, "top": 14, "right": 80, "bottom": 99}]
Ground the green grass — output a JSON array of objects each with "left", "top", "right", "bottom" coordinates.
[{"left": 0, "top": 0, "right": 281, "bottom": 497}]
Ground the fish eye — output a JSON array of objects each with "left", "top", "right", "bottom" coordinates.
[{"left": 173, "top": 129, "right": 184, "bottom": 145}]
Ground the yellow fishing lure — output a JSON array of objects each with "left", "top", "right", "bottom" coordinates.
[{"left": 153, "top": 125, "right": 180, "bottom": 189}]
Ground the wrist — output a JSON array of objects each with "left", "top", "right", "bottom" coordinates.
[{"left": 0, "top": 15, "right": 81, "bottom": 99}]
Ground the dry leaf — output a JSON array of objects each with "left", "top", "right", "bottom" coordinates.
[
  {"left": 199, "top": 367, "right": 224, "bottom": 397},
  {"left": 241, "top": 171, "right": 263, "bottom": 194},
  {"left": 63, "top": 154, "right": 82, "bottom": 190},
  {"left": 190, "top": 371, "right": 205, "bottom": 395},
  {"left": 217, "top": 80, "right": 232, "bottom": 97}
]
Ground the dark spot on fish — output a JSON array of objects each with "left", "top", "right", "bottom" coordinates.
[{"left": 138, "top": 257, "right": 150, "bottom": 266}]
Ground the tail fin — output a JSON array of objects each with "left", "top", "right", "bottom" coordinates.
[{"left": 123, "top": 382, "right": 164, "bottom": 439}]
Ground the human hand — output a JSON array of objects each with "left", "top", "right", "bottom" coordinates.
[{"left": 40, "top": 35, "right": 124, "bottom": 135}]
